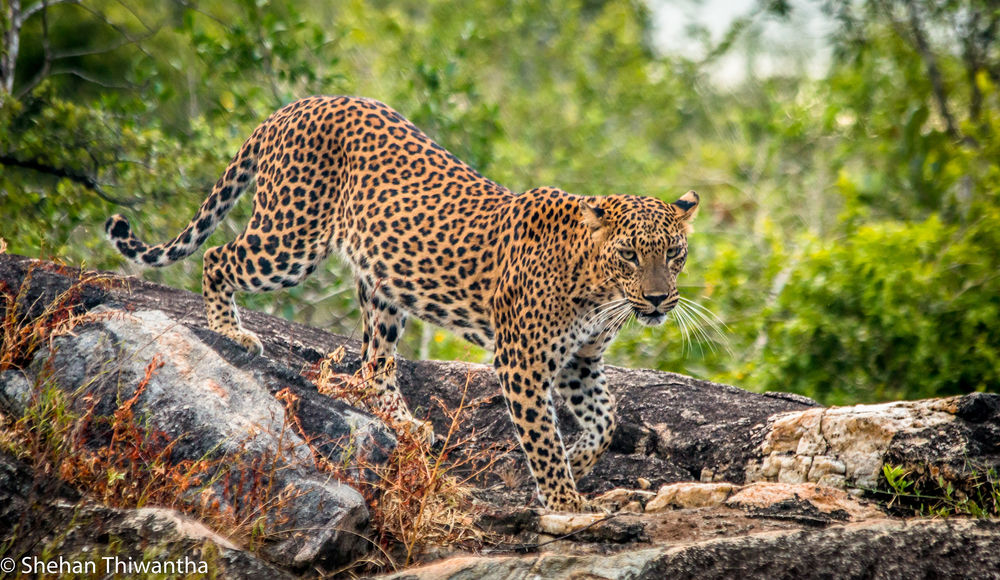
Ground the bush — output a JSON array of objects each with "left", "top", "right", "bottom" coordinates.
[{"left": 753, "top": 205, "right": 1000, "bottom": 404}]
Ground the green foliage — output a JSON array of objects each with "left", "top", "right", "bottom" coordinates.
[
  {"left": 623, "top": 201, "right": 1000, "bottom": 404},
  {"left": 878, "top": 463, "right": 1000, "bottom": 518},
  {"left": 1, "top": 0, "right": 998, "bottom": 403},
  {"left": 882, "top": 464, "right": 915, "bottom": 497},
  {"left": 748, "top": 206, "right": 1000, "bottom": 403}
]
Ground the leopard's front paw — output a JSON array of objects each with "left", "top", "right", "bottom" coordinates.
[{"left": 544, "top": 492, "right": 593, "bottom": 513}]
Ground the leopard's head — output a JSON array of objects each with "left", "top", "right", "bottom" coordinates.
[{"left": 580, "top": 191, "right": 699, "bottom": 326}]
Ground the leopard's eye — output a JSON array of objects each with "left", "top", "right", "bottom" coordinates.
[
  {"left": 619, "top": 248, "right": 638, "bottom": 265},
  {"left": 666, "top": 247, "right": 682, "bottom": 260}
]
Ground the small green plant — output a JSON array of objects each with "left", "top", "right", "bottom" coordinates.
[
  {"left": 878, "top": 462, "right": 1000, "bottom": 518},
  {"left": 882, "top": 464, "right": 914, "bottom": 508}
]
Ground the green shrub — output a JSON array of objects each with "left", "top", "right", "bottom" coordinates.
[{"left": 754, "top": 205, "right": 1000, "bottom": 404}]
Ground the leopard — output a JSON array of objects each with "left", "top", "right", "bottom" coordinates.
[{"left": 105, "top": 95, "right": 699, "bottom": 512}]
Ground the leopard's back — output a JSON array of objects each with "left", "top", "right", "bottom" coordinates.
[
  {"left": 108, "top": 96, "right": 514, "bottom": 346},
  {"left": 246, "top": 96, "right": 513, "bottom": 346}
]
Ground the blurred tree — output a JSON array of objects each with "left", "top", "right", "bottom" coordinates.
[
  {"left": 820, "top": 0, "right": 998, "bottom": 218},
  {"left": 0, "top": 0, "right": 997, "bottom": 402},
  {"left": 752, "top": 207, "right": 1000, "bottom": 404},
  {"left": 663, "top": 0, "right": 1000, "bottom": 402},
  {"left": 0, "top": 0, "right": 345, "bottom": 273}
]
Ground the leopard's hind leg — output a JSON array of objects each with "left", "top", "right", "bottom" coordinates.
[
  {"left": 355, "top": 277, "right": 434, "bottom": 443},
  {"left": 202, "top": 233, "right": 328, "bottom": 354},
  {"left": 201, "top": 174, "right": 335, "bottom": 355},
  {"left": 201, "top": 244, "right": 264, "bottom": 353}
]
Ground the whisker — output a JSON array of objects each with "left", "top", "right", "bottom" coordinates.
[
  {"left": 583, "top": 297, "right": 629, "bottom": 318},
  {"left": 608, "top": 307, "right": 632, "bottom": 338},
  {"left": 671, "top": 302, "right": 696, "bottom": 356},
  {"left": 684, "top": 309, "right": 717, "bottom": 356},
  {"left": 684, "top": 301, "right": 716, "bottom": 356},
  {"left": 587, "top": 302, "right": 627, "bottom": 325},
  {"left": 679, "top": 296, "right": 730, "bottom": 330},
  {"left": 674, "top": 296, "right": 732, "bottom": 355},
  {"left": 680, "top": 302, "right": 728, "bottom": 343},
  {"left": 584, "top": 298, "right": 630, "bottom": 329},
  {"left": 594, "top": 302, "right": 632, "bottom": 343}
]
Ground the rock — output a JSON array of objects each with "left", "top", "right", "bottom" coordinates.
[
  {"left": 596, "top": 481, "right": 880, "bottom": 524},
  {"left": 0, "top": 369, "right": 30, "bottom": 412},
  {"left": 745, "top": 397, "right": 1000, "bottom": 494},
  {"left": 0, "top": 449, "right": 291, "bottom": 579},
  {"left": 600, "top": 368, "right": 821, "bottom": 487},
  {"left": 259, "top": 475, "right": 372, "bottom": 569},
  {"left": 725, "top": 482, "right": 883, "bottom": 523},
  {"left": 0, "top": 445, "right": 81, "bottom": 543},
  {"left": 3, "top": 253, "right": 1000, "bottom": 579},
  {"left": 5, "top": 304, "right": 392, "bottom": 571},
  {"left": 383, "top": 518, "right": 1000, "bottom": 580},
  {"left": 537, "top": 513, "right": 609, "bottom": 536},
  {"left": 592, "top": 488, "right": 656, "bottom": 512},
  {"left": 536, "top": 513, "right": 647, "bottom": 544},
  {"left": 110, "top": 506, "right": 239, "bottom": 550},
  {"left": 646, "top": 483, "right": 737, "bottom": 513},
  {"left": 375, "top": 359, "right": 821, "bottom": 499},
  {"left": 644, "top": 482, "right": 738, "bottom": 512}
]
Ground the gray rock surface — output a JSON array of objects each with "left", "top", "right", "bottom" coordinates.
[
  {"left": 58, "top": 311, "right": 386, "bottom": 569},
  {"left": 0, "top": 289, "right": 395, "bottom": 570},
  {"left": 384, "top": 518, "right": 1000, "bottom": 580}
]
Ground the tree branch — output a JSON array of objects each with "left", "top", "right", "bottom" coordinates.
[
  {"left": 15, "top": 0, "right": 52, "bottom": 98},
  {"left": 2, "top": 0, "right": 24, "bottom": 94},
  {"left": 902, "top": 1, "right": 961, "bottom": 141},
  {"left": 14, "top": 0, "right": 160, "bottom": 98},
  {"left": 0, "top": 154, "right": 140, "bottom": 206},
  {"left": 113, "top": 0, "right": 158, "bottom": 35},
  {"left": 71, "top": 1, "right": 155, "bottom": 60},
  {"left": 961, "top": 10, "right": 984, "bottom": 126},
  {"left": 251, "top": 1, "right": 284, "bottom": 106},
  {"left": 17, "top": 66, "right": 139, "bottom": 96},
  {"left": 20, "top": 0, "right": 77, "bottom": 21},
  {"left": 48, "top": 25, "right": 160, "bottom": 60}
]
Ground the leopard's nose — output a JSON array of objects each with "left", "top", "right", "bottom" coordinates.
[{"left": 644, "top": 294, "right": 669, "bottom": 307}]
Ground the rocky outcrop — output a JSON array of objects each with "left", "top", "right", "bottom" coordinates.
[
  {"left": 385, "top": 517, "right": 1000, "bottom": 580},
  {"left": 1, "top": 306, "right": 394, "bottom": 571},
  {"left": 745, "top": 395, "right": 1000, "bottom": 496},
  {"left": 1, "top": 253, "right": 999, "bottom": 579},
  {"left": 0, "top": 256, "right": 398, "bottom": 572}
]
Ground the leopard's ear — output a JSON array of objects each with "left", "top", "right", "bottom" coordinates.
[
  {"left": 671, "top": 190, "right": 700, "bottom": 222},
  {"left": 670, "top": 190, "right": 699, "bottom": 234},
  {"left": 579, "top": 199, "right": 607, "bottom": 232}
]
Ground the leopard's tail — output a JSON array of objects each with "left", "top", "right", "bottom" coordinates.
[{"left": 105, "top": 125, "right": 264, "bottom": 267}]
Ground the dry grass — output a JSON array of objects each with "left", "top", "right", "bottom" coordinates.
[
  {"left": 310, "top": 347, "right": 514, "bottom": 570},
  {"left": 0, "top": 261, "right": 117, "bottom": 373},
  {"left": 2, "top": 356, "right": 306, "bottom": 550}
]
